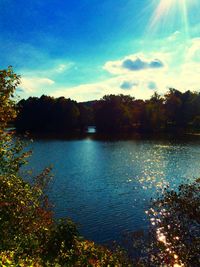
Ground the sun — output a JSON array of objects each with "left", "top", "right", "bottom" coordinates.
[{"left": 148, "top": 0, "right": 198, "bottom": 36}]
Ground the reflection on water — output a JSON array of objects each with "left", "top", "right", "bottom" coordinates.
[
  {"left": 156, "top": 227, "right": 184, "bottom": 267},
  {"left": 23, "top": 135, "right": 200, "bottom": 244},
  {"left": 148, "top": 208, "right": 184, "bottom": 267}
]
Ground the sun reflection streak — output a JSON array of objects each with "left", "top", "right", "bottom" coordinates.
[
  {"left": 156, "top": 227, "right": 184, "bottom": 266},
  {"left": 148, "top": 209, "right": 185, "bottom": 267}
]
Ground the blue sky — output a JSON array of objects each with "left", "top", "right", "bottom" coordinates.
[{"left": 1, "top": 0, "right": 200, "bottom": 101}]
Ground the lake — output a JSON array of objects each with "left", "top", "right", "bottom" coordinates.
[{"left": 23, "top": 133, "right": 200, "bottom": 245}]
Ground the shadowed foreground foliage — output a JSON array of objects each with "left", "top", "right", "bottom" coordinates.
[{"left": 132, "top": 179, "right": 200, "bottom": 267}]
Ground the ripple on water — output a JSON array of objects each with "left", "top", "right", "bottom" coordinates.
[{"left": 23, "top": 137, "right": 200, "bottom": 243}]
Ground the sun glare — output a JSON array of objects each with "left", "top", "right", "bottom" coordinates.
[{"left": 148, "top": 0, "right": 198, "bottom": 36}]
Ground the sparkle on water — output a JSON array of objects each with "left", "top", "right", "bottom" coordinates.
[
  {"left": 25, "top": 137, "right": 200, "bottom": 244},
  {"left": 148, "top": 209, "right": 184, "bottom": 267}
]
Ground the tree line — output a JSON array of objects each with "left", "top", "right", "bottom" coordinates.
[
  {"left": 16, "top": 96, "right": 94, "bottom": 133},
  {"left": 94, "top": 90, "right": 200, "bottom": 133},
  {"left": 16, "top": 89, "right": 200, "bottom": 134}
]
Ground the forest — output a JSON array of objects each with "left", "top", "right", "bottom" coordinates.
[{"left": 16, "top": 89, "right": 200, "bottom": 134}]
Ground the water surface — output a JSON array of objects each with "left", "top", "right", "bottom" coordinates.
[{"left": 24, "top": 134, "right": 200, "bottom": 244}]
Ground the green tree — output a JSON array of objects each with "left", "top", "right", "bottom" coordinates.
[
  {"left": 94, "top": 94, "right": 135, "bottom": 133},
  {"left": 0, "top": 66, "right": 55, "bottom": 263},
  {"left": 146, "top": 179, "right": 200, "bottom": 266},
  {"left": 144, "top": 92, "right": 166, "bottom": 132},
  {"left": 0, "top": 66, "right": 26, "bottom": 175}
]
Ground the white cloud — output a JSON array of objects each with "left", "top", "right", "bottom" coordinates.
[
  {"left": 103, "top": 53, "right": 166, "bottom": 75},
  {"left": 120, "top": 81, "right": 139, "bottom": 90},
  {"left": 18, "top": 61, "right": 74, "bottom": 95},
  {"left": 167, "top": 31, "right": 181, "bottom": 42},
  {"left": 51, "top": 74, "right": 158, "bottom": 102},
  {"left": 186, "top": 38, "right": 200, "bottom": 62},
  {"left": 21, "top": 77, "right": 55, "bottom": 93},
  {"left": 20, "top": 61, "right": 74, "bottom": 78},
  {"left": 55, "top": 63, "right": 75, "bottom": 73},
  {"left": 56, "top": 64, "right": 68, "bottom": 73},
  {"left": 51, "top": 33, "right": 200, "bottom": 102},
  {"left": 19, "top": 32, "right": 200, "bottom": 102}
]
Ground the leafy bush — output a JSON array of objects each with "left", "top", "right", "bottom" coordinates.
[{"left": 136, "top": 179, "right": 200, "bottom": 267}]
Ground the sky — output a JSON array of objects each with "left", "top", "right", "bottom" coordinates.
[{"left": 0, "top": 0, "right": 200, "bottom": 101}]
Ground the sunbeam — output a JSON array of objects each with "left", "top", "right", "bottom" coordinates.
[{"left": 148, "top": 0, "right": 198, "bottom": 37}]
